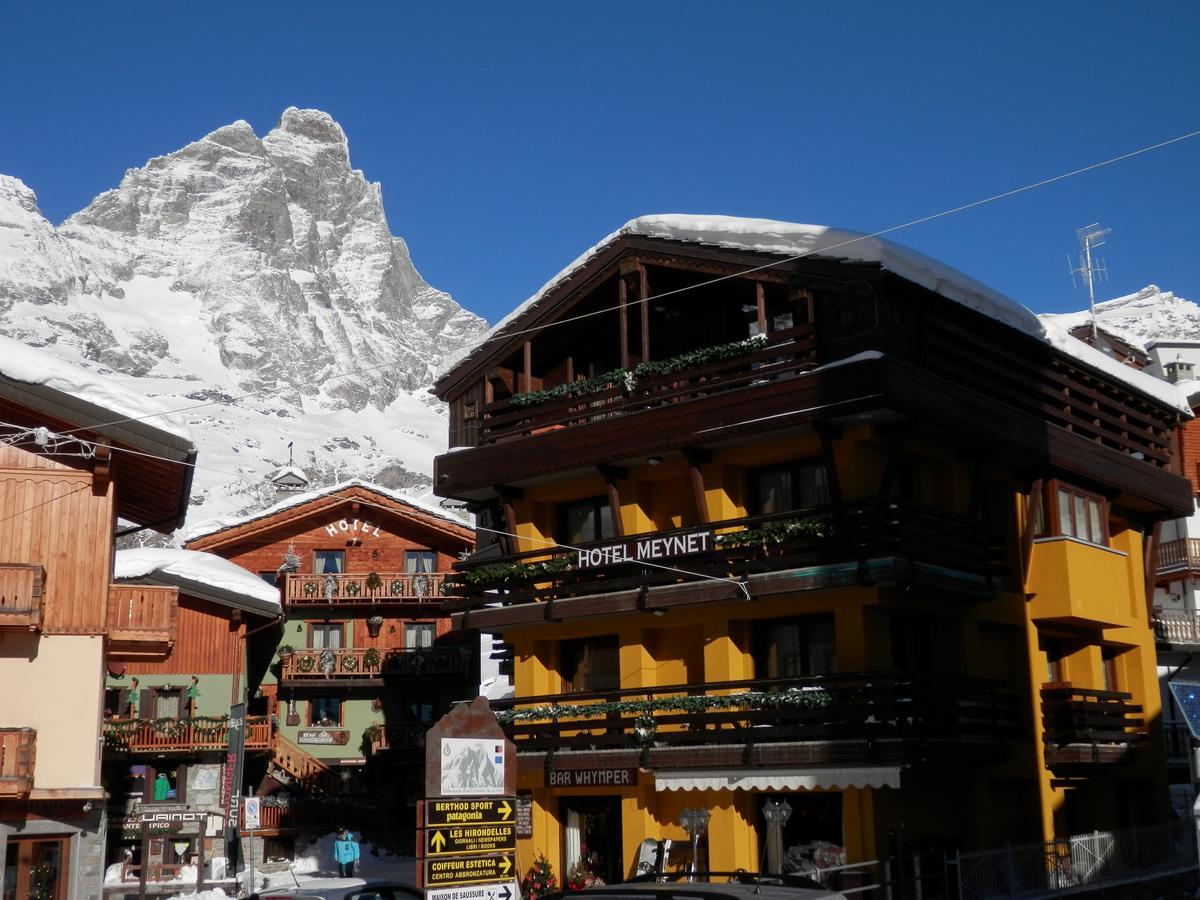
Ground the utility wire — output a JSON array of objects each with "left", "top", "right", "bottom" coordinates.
[{"left": 41, "top": 125, "right": 1200, "bottom": 438}]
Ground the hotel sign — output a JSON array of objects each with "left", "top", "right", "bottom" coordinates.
[{"left": 575, "top": 529, "right": 713, "bottom": 568}]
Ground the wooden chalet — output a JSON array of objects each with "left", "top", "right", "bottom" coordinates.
[
  {"left": 0, "top": 340, "right": 196, "bottom": 900},
  {"left": 431, "top": 215, "right": 1193, "bottom": 882},
  {"left": 184, "top": 480, "right": 475, "bottom": 852}
]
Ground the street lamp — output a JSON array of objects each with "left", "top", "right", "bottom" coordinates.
[
  {"left": 761, "top": 799, "right": 793, "bottom": 875},
  {"left": 679, "top": 807, "right": 711, "bottom": 882}
]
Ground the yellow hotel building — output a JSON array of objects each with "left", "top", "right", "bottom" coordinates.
[{"left": 431, "top": 216, "right": 1192, "bottom": 882}]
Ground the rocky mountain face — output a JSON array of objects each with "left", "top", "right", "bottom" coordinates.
[
  {"left": 0, "top": 108, "right": 486, "bottom": 531},
  {"left": 1042, "top": 285, "right": 1200, "bottom": 346}
]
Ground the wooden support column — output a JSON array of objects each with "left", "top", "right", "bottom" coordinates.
[
  {"left": 618, "top": 277, "right": 630, "bottom": 369},
  {"left": 597, "top": 465, "right": 627, "bottom": 538},
  {"left": 1021, "top": 479, "right": 1043, "bottom": 589},
  {"left": 640, "top": 264, "right": 651, "bottom": 361},
  {"left": 755, "top": 282, "right": 767, "bottom": 336},
  {"left": 522, "top": 341, "right": 532, "bottom": 393},
  {"left": 683, "top": 449, "right": 712, "bottom": 524},
  {"left": 1145, "top": 520, "right": 1162, "bottom": 623},
  {"left": 495, "top": 486, "right": 524, "bottom": 555}
]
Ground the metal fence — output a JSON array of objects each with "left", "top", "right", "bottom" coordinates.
[{"left": 956, "top": 822, "right": 1196, "bottom": 899}]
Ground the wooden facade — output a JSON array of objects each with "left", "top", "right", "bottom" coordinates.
[{"left": 432, "top": 224, "right": 1191, "bottom": 880}]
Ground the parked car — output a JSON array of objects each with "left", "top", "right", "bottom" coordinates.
[
  {"left": 544, "top": 880, "right": 847, "bottom": 900},
  {"left": 255, "top": 879, "right": 422, "bottom": 900}
]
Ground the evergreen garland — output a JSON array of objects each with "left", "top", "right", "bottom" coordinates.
[
  {"left": 459, "top": 556, "right": 572, "bottom": 587},
  {"left": 494, "top": 687, "right": 830, "bottom": 725},
  {"left": 714, "top": 517, "right": 829, "bottom": 550},
  {"left": 508, "top": 369, "right": 630, "bottom": 409}
]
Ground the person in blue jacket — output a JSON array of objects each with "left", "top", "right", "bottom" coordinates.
[{"left": 334, "top": 827, "right": 360, "bottom": 877}]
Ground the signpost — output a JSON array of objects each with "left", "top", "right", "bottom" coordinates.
[{"left": 418, "top": 698, "right": 519, "bottom": 896}]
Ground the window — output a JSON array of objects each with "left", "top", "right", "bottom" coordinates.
[
  {"left": 314, "top": 550, "right": 344, "bottom": 574},
  {"left": 1042, "top": 638, "right": 1065, "bottom": 683},
  {"left": 405, "top": 551, "right": 437, "bottom": 573},
  {"left": 309, "top": 623, "right": 343, "bottom": 649},
  {"left": 748, "top": 461, "right": 830, "bottom": 515},
  {"left": 405, "top": 622, "right": 436, "bottom": 649},
  {"left": 557, "top": 497, "right": 614, "bottom": 544},
  {"left": 753, "top": 616, "right": 836, "bottom": 679},
  {"left": 103, "top": 688, "right": 125, "bottom": 719},
  {"left": 153, "top": 688, "right": 185, "bottom": 719},
  {"left": 258, "top": 571, "right": 278, "bottom": 584},
  {"left": 146, "top": 765, "right": 185, "bottom": 803},
  {"left": 1039, "top": 481, "right": 1108, "bottom": 545},
  {"left": 1102, "top": 650, "right": 1120, "bottom": 692},
  {"left": 561, "top": 636, "right": 620, "bottom": 692},
  {"left": 309, "top": 697, "right": 342, "bottom": 726}
]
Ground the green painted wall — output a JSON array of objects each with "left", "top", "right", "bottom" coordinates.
[{"left": 104, "top": 674, "right": 236, "bottom": 718}]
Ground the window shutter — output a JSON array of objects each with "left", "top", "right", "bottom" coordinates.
[
  {"left": 118, "top": 689, "right": 129, "bottom": 718},
  {"left": 140, "top": 689, "right": 153, "bottom": 718}
]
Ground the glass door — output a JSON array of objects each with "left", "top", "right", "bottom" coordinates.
[{"left": 4, "top": 838, "right": 70, "bottom": 900}]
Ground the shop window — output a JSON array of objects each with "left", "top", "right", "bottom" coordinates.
[
  {"left": 314, "top": 550, "right": 345, "bottom": 574},
  {"left": 557, "top": 497, "right": 614, "bottom": 545},
  {"left": 405, "top": 622, "right": 436, "bottom": 649},
  {"left": 309, "top": 623, "right": 343, "bottom": 649},
  {"left": 561, "top": 636, "right": 620, "bottom": 693},
  {"left": 309, "top": 697, "right": 342, "bottom": 727},
  {"left": 753, "top": 615, "right": 836, "bottom": 679},
  {"left": 147, "top": 765, "right": 185, "bottom": 803},
  {"left": 748, "top": 461, "right": 830, "bottom": 516},
  {"left": 405, "top": 551, "right": 437, "bottom": 573},
  {"left": 1037, "top": 481, "right": 1108, "bottom": 545}
]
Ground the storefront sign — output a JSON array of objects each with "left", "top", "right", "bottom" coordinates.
[
  {"left": 324, "top": 518, "right": 382, "bottom": 538},
  {"left": 426, "top": 882, "right": 518, "bottom": 900},
  {"left": 425, "top": 853, "right": 515, "bottom": 887},
  {"left": 514, "top": 791, "right": 532, "bottom": 840},
  {"left": 426, "top": 798, "right": 514, "bottom": 827},
  {"left": 547, "top": 767, "right": 637, "bottom": 788},
  {"left": 427, "top": 823, "right": 516, "bottom": 856},
  {"left": 575, "top": 530, "right": 712, "bottom": 568},
  {"left": 298, "top": 729, "right": 350, "bottom": 745},
  {"left": 137, "top": 810, "right": 210, "bottom": 824}
]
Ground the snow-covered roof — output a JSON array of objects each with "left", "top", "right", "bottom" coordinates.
[
  {"left": 0, "top": 333, "right": 192, "bottom": 442},
  {"left": 451, "top": 214, "right": 1191, "bottom": 415},
  {"left": 114, "top": 548, "right": 281, "bottom": 616},
  {"left": 185, "top": 478, "right": 472, "bottom": 542},
  {"left": 271, "top": 466, "right": 309, "bottom": 484}
]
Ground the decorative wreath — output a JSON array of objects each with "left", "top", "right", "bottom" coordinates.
[
  {"left": 345, "top": 581, "right": 361, "bottom": 597},
  {"left": 297, "top": 655, "right": 316, "bottom": 672},
  {"left": 390, "top": 579, "right": 404, "bottom": 596},
  {"left": 342, "top": 654, "right": 359, "bottom": 672},
  {"left": 303, "top": 581, "right": 317, "bottom": 597}
]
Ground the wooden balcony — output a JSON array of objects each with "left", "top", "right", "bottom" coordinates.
[
  {"left": 366, "top": 722, "right": 427, "bottom": 756},
  {"left": 255, "top": 798, "right": 364, "bottom": 833},
  {"left": 102, "top": 716, "right": 272, "bottom": 754},
  {"left": 0, "top": 728, "right": 36, "bottom": 798},
  {"left": 448, "top": 499, "right": 1005, "bottom": 626},
  {"left": 1153, "top": 608, "right": 1200, "bottom": 647},
  {"left": 1157, "top": 539, "right": 1200, "bottom": 577},
  {"left": 1041, "top": 683, "right": 1147, "bottom": 767},
  {"left": 492, "top": 671, "right": 1020, "bottom": 770},
  {"left": 106, "top": 584, "right": 178, "bottom": 659},
  {"left": 283, "top": 571, "right": 447, "bottom": 608},
  {"left": 0, "top": 564, "right": 43, "bottom": 631},
  {"left": 279, "top": 646, "right": 470, "bottom": 685}
]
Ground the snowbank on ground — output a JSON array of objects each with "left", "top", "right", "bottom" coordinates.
[
  {"left": 165, "top": 890, "right": 229, "bottom": 900},
  {"left": 115, "top": 548, "right": 282, "bottom": 612},
  {"left": 0, "top": 333, "right": 192, "bottom": 441}
]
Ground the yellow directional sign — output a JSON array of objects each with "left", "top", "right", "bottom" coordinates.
[
  {"left": 426, "top": 797, "right": 515, "bottom": 828},
  {"left": 425, "top": 852, "right": 516, "bottom": 887},
  {"left": 427, "top": 824, "right": 516, "bottom": 856}
]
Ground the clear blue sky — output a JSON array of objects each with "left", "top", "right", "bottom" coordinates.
[{"left": 2, "top": 2, "right": 1197, "bottom": 325}]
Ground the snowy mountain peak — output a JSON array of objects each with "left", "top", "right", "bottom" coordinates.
[
  {"left": 1042, "top": 284, "right": 1200, "bottom": 345},
  {"left": 0, "top": 109, "right": 487, "bottom": 530}
]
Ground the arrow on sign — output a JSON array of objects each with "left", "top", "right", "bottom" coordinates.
[
  {"left": 497, "top": 801, "right": 512, "bottom": 820},
  {"left": 499, "top": 887, "right": 512, "bottom": 900},
  {"left": 431, "top": 831, "right": 446, "bottom": 853},
  {"left": 499, "top": 857, "right": 512, "bottom": 876}
]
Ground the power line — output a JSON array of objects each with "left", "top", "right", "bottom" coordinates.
[{"left": 39, "top": 125, "right": 1200, "bottom": 438}]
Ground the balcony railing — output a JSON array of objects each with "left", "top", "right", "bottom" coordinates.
[
  {"left": 0, "top": 564, "right": 43, "bottom": 631},
  {"left": 1153, "top": 608, "right": 1200, "bottom": 647},
  {"left": 107, "top": 584, "right": 178, "bottom": 656},
  {"left": 283, "top": 572, "right": 448, "bottom": 607},
  {"left": 366, "top": 722, "right": 427, "bottom": 756},
  {"left": 102, "top": 716, "right": 272, "bottom": 753},
  {"left": 279, "top": 646, "right": 470, "bottom": 682},
  {"left": 256, "top": 798, "right": 365, "bottom": 832},
  {"left": 1041, "top": 683, "right": 1147, "bottom": 766},
  {"left": 491, "top": 671, "right": 1020, "bottom": 766},
  {"left": 1157, "top": 539, "right": 1200, "bottom": 576},
  {"left": 0, "top": 728, "right": 36, "bottom": 797},
  {"left": 449, "top": 498, "right": 1005, "bottom": 610}
]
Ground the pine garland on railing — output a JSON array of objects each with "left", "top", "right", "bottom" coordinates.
[
  {"left": 714, "top": 517, "right": 829, "bottom": 550},
  {"left": 505, "top": 334, "right": 769, "bottom": 411},
  {"left": 102, "top": 716, "right": 250, "bottom": 747},
  {"left": 494, "top": 687, "right": 830, "bottom": 725},
  {"left": 460, "top": 556, "right": 573, "bottom": 587}
]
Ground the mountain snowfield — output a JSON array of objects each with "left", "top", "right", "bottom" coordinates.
[
  {"left": 0, "top": 108, "right": 486, "bottom": 532},
  {"left": 1041, "top": 284, "right": 1200, "bottom": 348}
]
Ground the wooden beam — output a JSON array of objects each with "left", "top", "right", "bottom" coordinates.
[
  {"left": 640, "top": 264, "right": 651, "bottom": 362},
  {"left": 1144, "top": 521, "right": 1162, "bottom": 625},
  {"left": 522, "top": 341, "right": 532, "bottom": 394},
  {"left": 1021, "top": 479, "right": 1043, "bottom": 589},
  {"left": 756, "top": 282, "right": 767, "bottom": 336},
  {"left": 598, "top": 465, "right": 625, "bottom": 538},
  {"left": 618, "top": 277, "right": 629, "bottom": 369}
]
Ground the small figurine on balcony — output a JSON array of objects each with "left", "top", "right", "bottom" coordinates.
[
  {"left": 127, "top": 678, "right": 141, "bottom": 717},
  {"left": 187, "top": 676, "right": 200, "bottom": 717}
]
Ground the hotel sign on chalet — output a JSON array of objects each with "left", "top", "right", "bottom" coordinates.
[{"left": 575, "top": 529, "right": 712, "bottom": 568}]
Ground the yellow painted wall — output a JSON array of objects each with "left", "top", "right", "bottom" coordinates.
[{"left": 0, "top": 632, "right": 105, "bottom": 789}]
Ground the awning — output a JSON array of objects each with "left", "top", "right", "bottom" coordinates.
[{"left": 653, "top": 766, "right": 900, "bottom": 792}]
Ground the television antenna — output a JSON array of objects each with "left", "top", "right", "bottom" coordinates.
[{"left": 1068, "top": 223, "right": 1111, "bottom": 343}]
